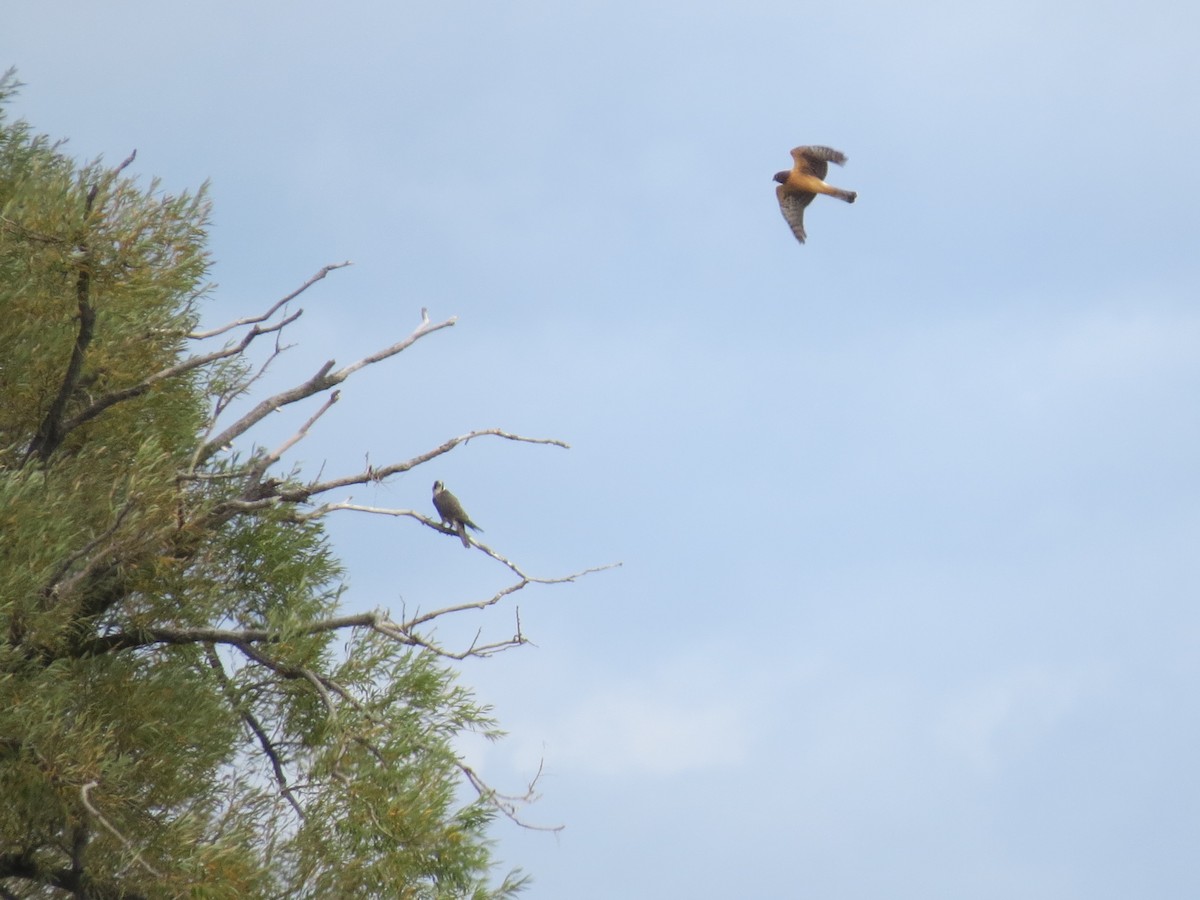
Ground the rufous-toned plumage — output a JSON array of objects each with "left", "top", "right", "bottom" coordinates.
[{"left": 773, "top": 145, "right": 857, "bottom": 244}]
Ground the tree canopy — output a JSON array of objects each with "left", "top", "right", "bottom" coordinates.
[{"left": 0, "top": 71, "right": 603, "bottom": 899}]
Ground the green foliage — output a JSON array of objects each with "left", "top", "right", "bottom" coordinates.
[{"left": 0, "top": 72, "right": 529, "bottom": 898}]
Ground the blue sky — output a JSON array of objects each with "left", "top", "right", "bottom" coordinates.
[{"left": 6, "top": 1, "right": 1200, "bottom": 896}]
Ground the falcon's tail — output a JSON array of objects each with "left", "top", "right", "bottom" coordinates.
[{"left": 832, "top": 189, "right": 857, "bottom": 204}]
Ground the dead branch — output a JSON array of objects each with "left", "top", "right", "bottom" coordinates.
[
  {"left": 401, "top": 562, "right": 620, "bottom": 633},
  {"left": 248, "top": 390, "right": 340, "bottom": 485},
  {"left": 110, "top": 149, "right": 138, "bottom": 178},
  {"left": 64, "top": 309, "right": 301, "bottom": 440},
  {"left": 293, "top": 429, "right": 570, "bottom": 503},
  {"left": 459, "top": 761, "right": 563, "bottom": 833},
  {"left": 189, "top": 263, "right": 351, "bottom": 340},
  {"left": 71, "top": 554, "right": 616, "bottom": 661},
  {"left": 383, "top": 618, "right": 526, "bottom": 661},
  {"left": 197, "top": 309, "right": 457, "bottom": 465},
  {"left": 195, "top": 319, "right": 301, "bottom": 471}
]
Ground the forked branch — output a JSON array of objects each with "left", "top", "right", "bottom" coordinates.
[
  {"left": 198, "top": 308, "right": 457, "bottom": 464},
  {"left": 189, "top": 262, "right": 350, "bottom": 340}
]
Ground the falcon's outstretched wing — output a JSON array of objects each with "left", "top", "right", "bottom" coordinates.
[
  {"left": 776, "top": 184, "right": 815, "bottom": 244},
  {"left": 791, "top": 145, "right": 848, "bottom": 181}
]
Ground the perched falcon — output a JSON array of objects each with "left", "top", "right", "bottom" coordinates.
[
  {"left": 774, "top": 145, "right": 857, "bottom": 244},
  {"left": 432, "top": 481, "right": 483, "bottom": 549}
]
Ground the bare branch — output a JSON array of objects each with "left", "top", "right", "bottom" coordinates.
[
  {"left": 289, "top": 502, "right": 418, "bottom": 523},
  {"left": 295, "top": 429, "right": 570, "bottom": 502},
  {"left": 198, "top": 309, "right": 457, "bottom": 464},
  {"left": 248, "top": 390, "right": 340, "bottom": 485},
  {"left": 287, "top": 495, "right": 622, "bottom": 602},
  {"left": 111, "top": 148, "right": 138, "bottom": 177},
  {"left": 189, "top": 263, "right": 350, "bottom": 340},
  {"left": 63, "top": 310, "right": 302, "bottom": 438},
  {"left": 328, "top": 312, "right": 454, "bottom": 382},
  {"left": 72, "top": 553, "right": 617, "bottom": 661},
  {"left": 459, "top": 761, "right": 563, "bottom": 833},
  {"left": 381, "top": 615, "right": 526, "bottom": 661},
  {"left": 200, "top": 358, "right": 336, "bottom": 462},
  {"left": 83, "top": 149, "right": 136, "bottom": 211},
  {"left": 402, "top": 562, "right": 620, "bottom": 634},
  {"left": 194, "top": 319, "right": 302, "bottom": 472}
]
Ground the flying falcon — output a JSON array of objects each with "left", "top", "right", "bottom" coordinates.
[
  {"left": 432, "top": 481, "right": 483, "bottom": 549},
  {"left": 774, "top": 145, "right": 857, "bottom": 244}
]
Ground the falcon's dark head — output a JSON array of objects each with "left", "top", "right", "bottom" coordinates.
[
  {"left": 432, "top": 481, "right": 444, "bottom": 494},
  {"left": 773, "top": 170, "right": 790, "bottom": 184}
]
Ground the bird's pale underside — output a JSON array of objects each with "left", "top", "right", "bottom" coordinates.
[{"left": 774, "top": 145, "right": 857, "bottom": 244}]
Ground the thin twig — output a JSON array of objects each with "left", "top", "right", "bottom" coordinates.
[
  {"left": 189, "top": 263, "right": 350, "bottom": 340},
  {"left": 198, "top": 309, "right": 456, "bottom": 463},
  {"left": 294, "top": 429, "right": 570, "bottom": 502},
  {"left": 459, "top": 761, "right": 563, "bottom": 833},
  {"left": 249, "top": 390, "right": 341, "bottom": 484},
  {"left": 79, "top": 782, "right": 163, "bottom": 878},
  {"left": 62, "top": 305, "right": 301, "bottom": 451}
]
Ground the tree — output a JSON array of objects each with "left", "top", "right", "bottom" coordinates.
[{"left": 0, "top": 71, "right": 608, "bottom": 899}]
